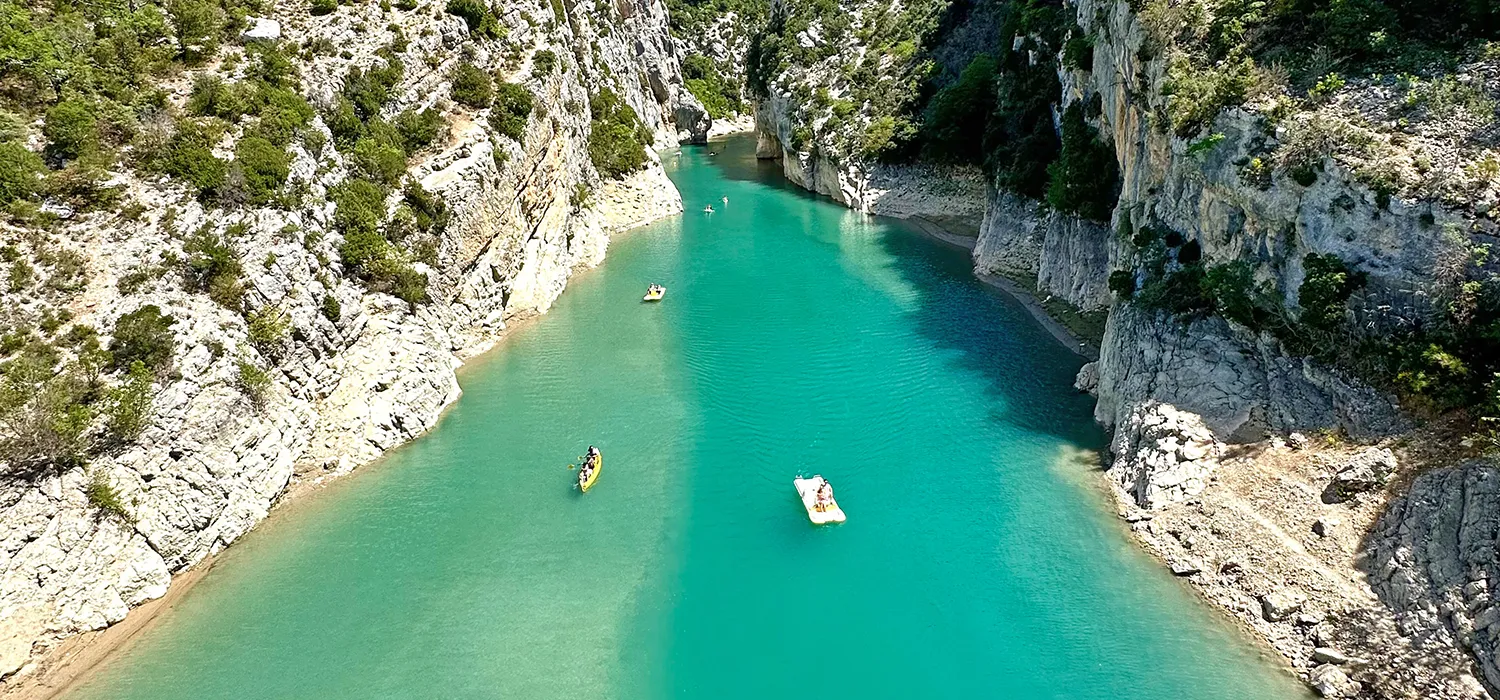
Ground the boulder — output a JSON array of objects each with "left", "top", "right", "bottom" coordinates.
[
  {"left": 1312, "top": 517, "right": 1340, "bottom": 537},
  {"left": 1074, "top": 361, "right": 1099, "bottom": 393},
  {"left": 1322, "top": 447, "right": 1397, "bottom": 503},
  {"left": 1107, "top": 402, "right": 1224, "bottom": 509},
  {"left": 1309, "top": 664, "right": 1359, "bottom": 698},
  {"left": 240, "top": 17, "right": 281, "bottom": 43},
  {"left": 1260, "top": 587, "right": 1307, "bottom": 622},
  {"left": 1169, "top": 558, "right": 1203, "bottom": 576},
  {"left": 1312, "top": 647, "right": 1355, "bottom": 665},
  {"left": 673, "top": 92, "right": 710, "bottom": 144}
]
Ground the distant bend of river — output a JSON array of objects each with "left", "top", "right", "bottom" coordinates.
[{"left": 69, "top": 135, "right": 1309, "bottom": 700}]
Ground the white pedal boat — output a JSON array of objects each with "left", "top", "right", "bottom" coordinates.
[{"left": 794, "top": 476, "right": 845, "bottom": 525}]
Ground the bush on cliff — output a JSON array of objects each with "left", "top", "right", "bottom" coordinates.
[
  {"left": 445, "top": 0, "right": 503, "bottom": 40},
  {"left": 109, "top": 305, "right": 177, "bottom": 372},
  {"left": 395, "top": 108, "right": 447, "bottom": 153},
  {"left": 1045, "top": 102, "right": 1119, "bottom": 222},
  {"left": 183, "top": 226, "right": 245, "bottom": 310},
  {"left": 0, "top": 143, "right": 44, "bottom": 205},
  {"left": 489, "top": 82, "right": 535, "bottom": 142},
  {"left": 682, "top": 54, "right": 742, "bottom": 119},
  {"left": 231, "top": 136, "right": 290, "bottom": 205},
  {"left": 588, "top": 88, "right": 651, "bottom": 178},
  {"left": 450, "top": 63, "right": 494, "bottom": 108},
  {"left": 922, "top": 54, "right": 997, "bottom": 165},
  {"left": 44, "top": 100, "right": 101, "bottom": 161}
]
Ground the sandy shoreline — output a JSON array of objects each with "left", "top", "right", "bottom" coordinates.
[{"left": 3, "top": 563, "right": 213, "bottom": 700}]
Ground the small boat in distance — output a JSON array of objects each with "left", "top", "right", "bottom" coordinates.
[
  {"left": 703, "top": 205, "right": 714, "bottom": 213},
  {"left": 794, "top": 475, "right": 845, "bottom": 525},
  {"left": 578, "top": 446, "right": 601, "bottom": 493},
  {"left": 643, "top": 284, "right": 666, "bottom": 302}
]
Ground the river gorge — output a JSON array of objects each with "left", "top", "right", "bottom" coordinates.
[{"left": 56, "top": 136, "right": 1310, "bottom": 698}]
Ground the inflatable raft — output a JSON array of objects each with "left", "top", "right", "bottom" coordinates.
[
  {"left": 794, "top": 476, "right": 845, "bottom": 525},
  {"left": 579, "top": 453, "right": 601, "bottom": 492}
]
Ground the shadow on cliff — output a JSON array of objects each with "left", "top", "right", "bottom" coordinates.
[{"left": 696, "top": 136, "right": 1106, "bottom": 450}]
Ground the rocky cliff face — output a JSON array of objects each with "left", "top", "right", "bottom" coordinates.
[
  {"left": 748, "top": 0, "right": 1499, "bottom": 695},
  {"left": 0, "top": 0, "right": 698, "bottom": 682}
]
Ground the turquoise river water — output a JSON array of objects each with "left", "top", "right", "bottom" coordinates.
[{"left": 69, "top": 136, "right": 1309, "bottom": 699}]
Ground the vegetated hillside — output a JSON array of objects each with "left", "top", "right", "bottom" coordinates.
[
  {"left": 666, "top": 0, "right": 766, "bottom": 118},
  {"left": 0, "top": 0, "right": 700, "bottom": 682},
  {"left": 746, "top": 0, "right": 1500, "bottom": 697},
  {"left": 751, "top": 0, "right": 1500, "bottom": 434}
]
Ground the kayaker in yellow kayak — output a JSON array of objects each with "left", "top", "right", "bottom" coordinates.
[{"left": 578, "top": 445, "right": 601, "bottom": 492}]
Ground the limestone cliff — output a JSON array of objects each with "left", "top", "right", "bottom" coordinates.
[
  {"left": 746, "top": 0, "right": 1500, "bottom": 695},
  {"left": 0, "top": 0, "right": 699, "bottom": 682}
]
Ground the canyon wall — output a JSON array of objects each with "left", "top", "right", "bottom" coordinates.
[
  {"left": 749, "top": 0, "right": 1500, "bottom": 696},
  {"left": 0, "top": 0, "right": 700, "bottom": 682}
]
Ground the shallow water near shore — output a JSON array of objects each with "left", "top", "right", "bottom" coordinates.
[{"left": 68, "top": 135, "right": 1309, "bottom": 699}]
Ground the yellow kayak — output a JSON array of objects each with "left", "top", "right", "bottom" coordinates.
[
  {"left": 643, "top": 287, "right": 665, "bottom": 302},
  {"left": 579, "top": 453, "right": 601, "bottom": 492}
]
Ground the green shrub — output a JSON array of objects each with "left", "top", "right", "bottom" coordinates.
[
  {"left": 1313, "top": 0, "right": 1398, "bottom": 59},
  {"left": 333, "top": 179, "right": 388, "bottom": 238},
  {"left": 351, "top": 135, "right": 408, "bottom": 185},
  {"left": 325, "top": 97, "right": 366, "bottom": 147},
  {"left": 394, "top": 108, "right": 446, "bottom": 153},
  {"left": 0, "top": 143, "right": 44, "bottom": 205},
  {"left": 246, "top": 305, "right": 289, "bottom": 351},
  {"left": 1063, "top": 31, "right": 1094, "bottom": 71},
  {"left": 402, "top": 181, "right": 449, "bottom": 234},
  {"left": 987, "top": 46, "right": 1062, "bottom": 199},
  {"left": 85, "top": 471, "right": 133, "bottom": 522},
  {"left": 1108, "top": 270, "right": 1136, "bottom": 299},
  {"left": 9, "top": 259, "right": 33, "bottom": 292},
  {"left": 321, "top": 294, "right": 342, "bottom": 322},
  {"left": 109, "top": 305, "right": 177, "bottom": 371},
  {"left": 392, "top": 265, "right": 428, "bottom": 304},
  {"left": 1162, "top": 54, "right": 1255, "bottom": 138},
  {"left": 183, "top": 227, "right": 245, "bottom": 309},
  {"left": 187, "top": 76, "right": 253, "bottom": 120},
  {"left": 236, "top": 360, "right": 272, "bottom": 406},
  {"left": 104, "top": 360, "right": 153, "bottom": 442},
  {"left": 532, "top": 49, "right": 558, "bottom": 74},
  {"left": 450, "top": 63, "right": 494, "bottom": 108},
  {"left": 44, "top": 100, "right": 100, "bottom": 160},
  {"left": 1308, "top": 73, "right": 1346, "bottom": 102},
  {"left": 489, "top": 82, "right": 535, "bottom": 142},
  {"left": 1186, "top": 132, "right": 1226, "bottom": 156},
  {"left": 1045, "top": 102, "right": 1119, "bottom": 222},
  {"left": 233, "top": 136, "right": 290, "bottom": 204},
  {"left": 310, "top": 0, "right": 337, "bottom": 14},
  {"left": 168, "top": 0, "right": 224, "bottom": 64},
  {"left": 1299, "top": 253, "right": 1366, "bottom": 330},
  {"left": 339, "top": 228, "right": 394, "bottom": 277},
  {"left": 681, "top": 54, "right": 742, "bottom": 119},
  {"left": 587, "top": 88, "right": 650, "bottom": 178},
  {"left": 445, "top": 0, "right": 502, "bottom": 39},
  {"left": 157, "top": 121, "right": 229, "bottom": 195},
  {"left": 342, "top": 61, "right": 405, "bottom": 122},
  {"left": 250, "top": 87, "right": 317, "bottom": 146},
  {"left": 923, "top": 54, "right": 997, "bottom": 165}
]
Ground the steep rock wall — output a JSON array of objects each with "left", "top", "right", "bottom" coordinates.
[{"left": 0, "top": 0, "right": 692, "bottom": 682}]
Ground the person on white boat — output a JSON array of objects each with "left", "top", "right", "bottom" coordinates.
[
  {"left": 704, "top": 205, "right": 714, "bottom": 213},
  {"left": 815, "top": 479, "right": 833, "bottom": 511}
]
